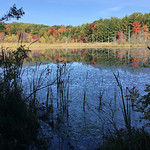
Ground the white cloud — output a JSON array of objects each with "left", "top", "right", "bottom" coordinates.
[{"left": 99, "top": 6, "right": 122, "bottom": 15}]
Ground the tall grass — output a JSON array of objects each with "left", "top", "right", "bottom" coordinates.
[
  {"left": 26, "top": 63, "right": 52, "bottom": 113},
  {"left": 56, "top": 63, "right": 71, "bottom": 114},
  {"left": 98, "top": 90, "right": 105, "bottom": 109},
  {"left": 0, "top": 45, "right": 39, "bottom": 149},
  {"left": 99, "top": 74, "right": 150, "bottom": 150},
  {"left": 113, "top": 73, "right": 131, "bottom": 133}
]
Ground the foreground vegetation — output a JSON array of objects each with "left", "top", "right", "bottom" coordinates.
[
  {"left": 0, "top": 5, "right": 41, "bottom": 149},
  {"left": 0, "top": 45, "right": 39, "bottom": 149}
]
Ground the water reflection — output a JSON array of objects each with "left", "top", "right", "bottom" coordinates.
[
  {"left": 26, "top": 48, "right": 150, "bottom": 67},
  {"left": 23, "top": 48, "right": 150, "bottom": 149}
]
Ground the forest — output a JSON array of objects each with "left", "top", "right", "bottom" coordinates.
[{"left": 0, "top": 12, "right": 150, "bottom": 44}]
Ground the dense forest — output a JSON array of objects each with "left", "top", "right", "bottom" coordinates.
[{"left": 0, "top": 12, "right": 150, "bottom": 44}]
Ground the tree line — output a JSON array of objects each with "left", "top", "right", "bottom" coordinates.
[{"left": 0, "top": 12, "right": 150, "bottom": 43}]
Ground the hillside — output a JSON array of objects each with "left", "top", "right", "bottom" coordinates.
[{"left": 0, "top": 12, "right": 150, "bottom": 44}]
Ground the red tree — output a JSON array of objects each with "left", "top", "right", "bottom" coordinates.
[
  {"left": 131, "top": 21, "right": 141, "bottom": 35},
  {"left": 89, "top": 23, "right": 96, "bottom": 31},
  {"left": 32, "top": 34, "right": 41, "bottom": 43},
  {"left": 131, "top": 56, "right": 139, "bottom": 67},
  {"left": 6, "top": 27, "right": 11, "bottom": 35},
  {"left": 53, "top": 30, "right": 60, "bottom": 39},
  {"left": 117, "top": 31, "right": 126, "bottom": 43}
]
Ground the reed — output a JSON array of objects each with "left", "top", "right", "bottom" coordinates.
[
  {"left": 27, "top": 63, "right": 50, "bottom": 113},
  {"left": 113, "top": 73, "right": 131, "bottom": 133},
  {"left": 98, "top": 90, "right": 105, "bottom": 109},
  {"left": 83, "top": 91, "right": 86, "bottom": 112},
  {"left": 83, "top": 72, "right": 88, "bottom": 112},
  {"left": 56, "top": 63, "right": 70, "bottom": 113},
  {"left": 49, "top": 87, "right": 54, "bottom": 112}
]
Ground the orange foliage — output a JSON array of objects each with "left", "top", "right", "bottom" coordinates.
[
  {"left": 69, "top": 28, "right": 72, "bottom": 32},
  {"left": 143, "top": 24, "right": 149, "bottom": 32},
  {"left": 6, "top": 27, "right": 11, "bottom": 35},
  {"left": 61, "top": 28, "right": 66, "bottom": 32},
  {"left": 46, "top": 29, "right": 52, "bottom": 35},
  {"left": 131, "top": 56, "right": 139, "bottom": 67},
  {"left": 117, "top": 50, "right": 126, "bottom": 59},
  {"left": 132, "top": 22, "right": 141, "bottom": 35},
  {"left": 143, "top": 24, "right": 149, "bottom": 39},
  {"left": 27, "top": 33, "right": 30, "bottom": 37},
  {"left": 53, "top": 30, "right": 60, "bottom": 37},
  {"left": 61, "top": 58, "right": 67, "bottom": 62}
]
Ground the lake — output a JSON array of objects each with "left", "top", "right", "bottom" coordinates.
[{"left": 23, "top": 48, "right": 150, "bottom": 149}]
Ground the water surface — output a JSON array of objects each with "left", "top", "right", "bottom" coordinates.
[{"left": 23, "top": 48, "right": 150, "bottom": 149}]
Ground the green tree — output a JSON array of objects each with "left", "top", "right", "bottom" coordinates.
[
  {"left": 0, "top": 23, "right": 6, "bottom": 33},
  {"left": 93, "top": 23, "right": 104, "bottom": 42},
  {"left": 80, "top": 23, "right": 90, "bottom": 36}
]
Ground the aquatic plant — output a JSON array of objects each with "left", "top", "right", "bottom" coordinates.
[
  {"left": 98, "top": 75, "right": 150, "bottom": 150},
  {"left": 113, "top": 73, "right": 131, "bottom": 133}
]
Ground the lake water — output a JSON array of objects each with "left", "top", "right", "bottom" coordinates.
[{"left": 23, "top": 48, "right": 150, "bottom": 149}]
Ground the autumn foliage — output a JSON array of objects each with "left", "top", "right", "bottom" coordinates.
[
  {"left": 0, "top": 12, "right": 150, "bottom": 43},
  {"left": 89, "top": 23, "right": 96, "bottom": 31},
  {"left": 132, "top": 21, "right": 141, "bottom": 35},
  {"left": 117, "top": 31, "right": 126, "bottom": 42}
]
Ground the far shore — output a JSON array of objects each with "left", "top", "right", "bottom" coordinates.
[{"left": 0, "top": 42, "right": 148, "bottom": 50}]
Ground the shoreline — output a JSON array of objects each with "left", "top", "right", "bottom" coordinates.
[{"left": 0, "top": 42, "right": 148, "bottom": 50}]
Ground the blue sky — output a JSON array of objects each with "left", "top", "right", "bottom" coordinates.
[{"left": 0, "top": 0, "right": 150, "bottom": 26}]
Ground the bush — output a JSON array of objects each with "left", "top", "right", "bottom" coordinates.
[
  {"left": 99, "top": 128, "right": 150, "bottom": 150},
  {"left": 0, "top": 45, "right": 39, "bottom": 149},
  {"left": 0, "top": 88, "right": 39, "bottom": 149}
]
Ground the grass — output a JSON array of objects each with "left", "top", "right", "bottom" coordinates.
[{"left": 0, "top": 42, "right": 148, "bottom": 50}]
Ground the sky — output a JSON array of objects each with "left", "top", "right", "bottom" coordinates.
[{"left": 0, "top": 0, "right": 150, "bottom": 26}]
